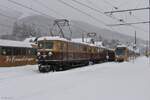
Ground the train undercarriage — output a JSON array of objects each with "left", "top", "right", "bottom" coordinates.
[{"left": 38, "top": 59, "right": 106, "bottom": 72}]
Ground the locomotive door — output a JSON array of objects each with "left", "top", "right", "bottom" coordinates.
[{"left": 60, "top": 42, "right": 68, "bottom": 62}]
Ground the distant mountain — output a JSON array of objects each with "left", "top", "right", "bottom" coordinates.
[{"left": 0, "top": 9, "right": 21, "bottom": 36}]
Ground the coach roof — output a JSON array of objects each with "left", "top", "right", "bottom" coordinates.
[{"left": 0, "top": 39, "right": 32, "bottom": 48}]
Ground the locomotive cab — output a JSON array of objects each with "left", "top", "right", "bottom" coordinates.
[
  {"left": 37, "top": 40, "right": 54, "bottom": 72},
  {"left": 115, "top": 47, "right": 128, "bottom": 62},
  {"left": 37, "top": 37, "right": 68, "bottom": 72}
]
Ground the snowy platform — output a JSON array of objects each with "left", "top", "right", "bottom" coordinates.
[{"left": 0, "top": 57, "right": 150, "bottom": 100}]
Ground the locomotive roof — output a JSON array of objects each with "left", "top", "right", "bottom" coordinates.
[
  {"left": 116, "top": 44, "right": 127, "bottom": 48},
  {"left": 116, "top": 44, "right": 140, "bottom": 53},
  {"left": 0, "top": 39, "right": 33, "bottom": 48},
  {"left": 38, "top": 36, "right": 68, "bottom": 42},
  {"left": 38, "top": 36, "right": 106, "bottom": 48}
]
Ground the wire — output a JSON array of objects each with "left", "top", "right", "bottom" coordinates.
[
  {"left": 32, "top": 0, "right": 65, "bottom": 18},
  {"left": 86, "top": 0, "right": 104, "bottom": 10},
  {"left": 117, "top": 0, "right": 131, "bottom": 8},
  {"left": 101, "top": 0, "right": 118, "bottom": 9},
  {"left": 107, "top": 21, "right": 150, "bottom": 26},
  {"left": 0, "top": 11, "right": 16, "bottom": 20},
  {"left": 32, "top": 0, "right": 88, "bottom": 34},
  {"left": 70, "top": 0, "right": 148, "bottom": 32},
  {"left": 7, "top": 0, "right": 52, "bottom": 18},
  {"left": 57, "top": 0, "right": 107, "bottom": 25},
  {"left": 57, "top": 0, "right": 126, "bottom": 34},
  {"left": 0, "top": 23, "right": 13, "bottom": 28}
]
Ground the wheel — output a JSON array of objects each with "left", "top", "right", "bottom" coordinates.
[
  {"left": 38, "top": 65, "right": 51, "bottom": 73},
  {"left": 45, "top": 65, "right": 51, "bottom": 72},
  {"left": 89, "top": 61, "right": 94, "bottom": 65}
]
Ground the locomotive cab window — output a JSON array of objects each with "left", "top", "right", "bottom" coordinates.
[
  {"left": 38, "top": 41, "right": 53, "bottom": 49},
  {"left": 115, "top": 48, "right": 125, "bottom": 55}
]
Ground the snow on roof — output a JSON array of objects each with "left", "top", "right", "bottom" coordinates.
[
  {"left": 116, "top": 44, "right": 127, "bottom": 48},
  {"left": 24, "top": 37, "right": 36, "bottom": 43},
  {"left": 38, "top": 36, "right": 108, "bottom": 48},
  {"left": 117, "top": 44, "right": 140, "bottom": 53},
  {"left": 38, "top": 36, "right": 68, "bottom": 42},
  {"left": 0, "top": 39, "right": 32, "bottom": 48}
]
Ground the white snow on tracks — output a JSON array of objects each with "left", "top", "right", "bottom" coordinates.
[{"left": 0, "top": 57, "right": 150, "bottom": 100}]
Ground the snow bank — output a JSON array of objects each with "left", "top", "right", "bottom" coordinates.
[{"left": 0, "top": 57, "right": 150, "bottom": 100}]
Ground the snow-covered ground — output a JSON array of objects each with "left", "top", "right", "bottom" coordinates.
[{"left": 0, "top": 57, "right": 150, "bottom": 100}]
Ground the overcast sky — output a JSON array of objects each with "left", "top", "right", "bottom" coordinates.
[{"left": 0, "top": 0, "right": 149, "bottom": 40}]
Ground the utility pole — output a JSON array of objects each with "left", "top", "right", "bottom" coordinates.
[
  {"left": 105, "top": 2, "right": 150, "bottom": 62},
  {"left": 135, "top": 31, "right": 137, "bottom": 48},
  {"left": 134, "top": 31, "right": 137, "bottom": 60},
  {"left": 82, "top": 32, "right": 85, "bottom": 42},
  {"left": 148, "top": 0, "right": 150, "bottom": 64}
]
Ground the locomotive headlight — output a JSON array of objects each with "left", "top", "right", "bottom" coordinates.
[
  {"left": 48, "top": 52, "right": 53, "bottom": 56},
  {"left": 37, "top": 52, "right": 41, "bottom": 56}
]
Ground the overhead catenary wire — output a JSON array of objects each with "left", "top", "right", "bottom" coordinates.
[
  {"left": 7, "top": 0, "right": 53, "bottom": 18},
  {"left": 57, "top": 0, "right": 108, "bottom": 26},
  {"left": 104, "top": 7, "right": 150, "bottom": 14},
  {"left": 0, "top": 23, "right": 13, "bottom": 28},
  {"left": 101, "top": 0, "right": 118, "bottom": 9},
  {"left": 32, "top": 0, "right": 88, "bottom": 34},
  {"left": 5, "top": 0, "right": 88, "bottom": 37},
  {"left": 32, "top": 0, "right": 66, "bottom": 18},
  {"left": 6, "top": 0, "right": 148, "bottom": 37},
  {"left": 57, "top": 0, "right": 127, "bottom": 36},
  {"left": 70, "top": 0, "right": 148, "bottom": 32},
  {"left": 107, "top": 21, "right": 150, "bottom": 26},
  {"left": 0, "top": 9, "right": 17, "bottom": 20},
  {"left": 0, "top": 0, "right": 54, "bottom": 30}
]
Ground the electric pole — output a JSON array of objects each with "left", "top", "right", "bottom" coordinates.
[
  {"left": 135, "top": 31, "right": 136, "bottom": 49},
  {"left": 148, "top": 0, "right": 150, "bottom": 63}
]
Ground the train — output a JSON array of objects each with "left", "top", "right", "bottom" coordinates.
[
  {"left": 115, "top": 45, "right": 140, "bottom": 62},
  {"left": 0, "top": 39, "right": 37, "bottom": 67},
  {"left": 37, "top": 36, "right": 115, "bottom": 72},
  {"left": 0, "top": 37, "right": 140, "bottom": 71}
]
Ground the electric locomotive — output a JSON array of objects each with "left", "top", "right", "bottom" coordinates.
[{"left": 37, "top": 36, "right": 110, "bottom": 72}]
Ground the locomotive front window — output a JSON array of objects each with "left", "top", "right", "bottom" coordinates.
[
  {"left": 45, "top": 41, "right": 53, "bottom": 49},
  {"left": 115, "top": 48, "right": 125, "bottom": 55},
  {"left": 38, "top": 41, "right": 53, "bottom": 49}
]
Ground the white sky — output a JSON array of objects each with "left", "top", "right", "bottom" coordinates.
[{"left": 0, "top": 0, "right": 149, "bottom": 40}]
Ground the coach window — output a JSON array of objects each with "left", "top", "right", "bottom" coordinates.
[
  {"left": 13, "top": 47, "right": 18, "bottom": 55},
  {"left": 27, "top": 48, "right": 31, "bottom": 55},
  {"left": 21, "top": 48, "right": 26, "bottom": 55},
  {"left": 2, "top": 47, "right": 11, "bottom": 55},
  {"left": 14, "top": 48, "right": 21, "bottom": 55}
]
